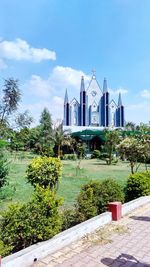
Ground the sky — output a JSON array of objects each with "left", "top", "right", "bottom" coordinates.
[{"left": 0, "top": 0, "right": 150, "bottom": 126}]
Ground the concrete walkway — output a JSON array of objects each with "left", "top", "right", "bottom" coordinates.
[{"left": 32, "top": 203, "right": 150, "bottom": 267}]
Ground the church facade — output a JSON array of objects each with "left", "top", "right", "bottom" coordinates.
[{"left": 63, "top": 73, "right": 125, "bottom": 129}]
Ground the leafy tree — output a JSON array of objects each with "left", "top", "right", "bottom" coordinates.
[
  {"left": 125, "top": 121, "right": 136, "bottom": 131},
  {"left": 103, "top": 130, "right": 120, "bottom": 165},
  {"left": 39, "top": 108, "right": 54, "bottom": 155},
  {"left": 117, "top": 137, "right": 150, "bottom": 173},
  {"left": 0, "top": 186, "right": 63, "bottom": 255},
  {"left": 53, "top": 124, "right": 75, "bottom": 157},
  {"left": 15, "top": 110, "right": 33, "bottom": 130},
  {"left": 0, "top": 151, "right": 9, "bottom": 189},
  {"left": 0, "top": 78, "right": 21, "bottom": 124}
]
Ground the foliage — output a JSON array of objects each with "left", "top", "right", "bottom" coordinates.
[
  {"left": 76, "top": 181, "right": 99, "bottom": 222},
  {"left": 103, "top": 130, "right": 120, "bottom": 165},
  {"left": 39, "top": 108, "right": 54, "bottom": 155},
  {"left": 15, "top": 110, "right": 33, "bottom": 130},
  {"left": 76, "top": 142, "right": 86, "bottom": 159},
  {"left": 125, "top": 121, "right": 136, "bottom": 131},
  {"left": 0, "top": 151, "right": 9, "bottom": 188},
  {"left": 117, "top": 137, "right": 150, "bottom": 173},
  {"left": 53, "top": 125, "right": 76, "bottom": 158},
  {"left": 0, "top": 140, "right": 8, "bottom": 149},
  {"left": 91, "top": 150, "right": 101, "bottom": 159},
  {"left": 0, "top": 78, "right": 21, "bottom": 124},
  {"left": 0, "top": 240, "right": 12, "bottom": 257},
  {"left": 26, "top": 156, "right": 62, "bottom": 190},
  {"left": 125, "top": 172, "right": 150, "bottom": 201},
  {"left": 63, "top": 154, "right": 77, "bottom": 160},
  {"left": 76, "top": 179, "right": 124, "bottom": 222},
  {"left": 0, "top": 186, "right": 63, "bottom": 255},
  {"left": 61, "top": 208, "right": 77, "bottom": 230}
]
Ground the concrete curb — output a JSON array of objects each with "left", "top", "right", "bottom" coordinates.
[
  {"left": 122, "top": 196, "right": 150, "bottom": 216},
  {"left": 2, "top": 212, "right": 112, "bottom": 267},
  {"left": 2, "top": 196, "right": 150, "bottom": 267}
]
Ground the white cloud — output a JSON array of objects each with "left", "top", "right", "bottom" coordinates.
[
  {"left": 25, "top": 75, "right": 53, "bottom": 97},
  {"left": 51, "top": 66, "right": 90, "bottom": 90},
  {"left": 109, "top": 87, "right": 128, "bottom": 96},
  {"left": 140, "top": 89, "right": 150, "bottom": 99},
  {"left": 0, "top": 58, "right": 7, "bottom": 69},
  {"left": 0, "top": 38, "right": 56, "bottom": 62},
  {"left": 24, "top": 65, "right": 90, "bottom": 99}
]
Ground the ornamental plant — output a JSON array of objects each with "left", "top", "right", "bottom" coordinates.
[
  {"left": 76, "top": 179, "right": 124, "bottom": 222},
  {"left": 0, "top": 186, "right": 63, "bottom": 255},
  {"left": 125, "top": 172, "right": 150, "bottom": 201},
  {"left": 26, "top": 156, "right": 62, "bottom": 190}
]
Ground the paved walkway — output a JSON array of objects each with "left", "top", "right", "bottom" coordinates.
[{"left": 33, "top": 203, "right": 150, "bottom": 267}]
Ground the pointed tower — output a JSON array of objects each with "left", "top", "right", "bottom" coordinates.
[
  {"left": 80, "top": 76, "right": 87, "bottom": 126},
  {"left": 116, "top": 93, "right": 125, "bottom": 127},
  {"left": 63, "top": 89, "right": 70, "bottom": 126},
  {"left": 100, "top": 78, "right": 109, "bottom": 127}
]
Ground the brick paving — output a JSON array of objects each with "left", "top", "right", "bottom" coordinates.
[{"left": 32, "top": 203, "right": 150, "bottom": 267}]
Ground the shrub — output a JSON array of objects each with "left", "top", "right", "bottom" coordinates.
[
  {"left": 76, "top": 181, "right": 100, "bottom": 222},
  {"left": 0, "top": 240, "right": 12, "bottom": 257},
  {"left": 76, "top": 179, "right": 124, "bottom": 222},
  {"left": 26, "top": 156, "right": 62, "bottom": 190},
  {"left": 63, "top": 154, "right": 77, "bottom": 160},
  {"left": 0, "top": 186, "right": 63, "bottom": 255},
  {"left": 91, "top": 150, "right": 101, "bottom": 159},
  {"left": 125, "top": 172, "right": 150, "bottom": 201},
  {"left": 61, "top": 209, "right": 78, "bottom": 231},
  {"left": 0, "top": 151, "right": 9, "bottom": 189}
]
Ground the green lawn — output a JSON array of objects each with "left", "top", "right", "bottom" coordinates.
[{"left": 0, "top": 151, "right": 149, "bottom": 212}]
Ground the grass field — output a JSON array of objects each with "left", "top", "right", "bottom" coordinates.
[{"left": 0, "top": 151, "right": 149, "bottom": 212}]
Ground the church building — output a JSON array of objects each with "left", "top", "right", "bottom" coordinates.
[{"left": 63, "top": 73, "right": 125, "bottom": 130}]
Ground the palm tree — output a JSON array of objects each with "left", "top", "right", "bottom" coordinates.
[{"left": 53, "top": 124, "right": 75, "bottom": 157}]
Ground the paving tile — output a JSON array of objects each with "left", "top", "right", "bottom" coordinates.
[{"left": 32, "top": 203, "right": 150, "bottom": 267}]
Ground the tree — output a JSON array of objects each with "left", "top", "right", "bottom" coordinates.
[
  {"left": 103, "top": 130, "right": 120, "bottom": 165},
  {"left": 0, "top": 151, "right": 9, "bottom": 189},
  {"left": 15, "top": 110, "right": 33, "bottom": 130},
  {"left": 125, "top": 121, "right": 136, "bottom": 131},
  {"left": 117, "top": 137, "right": 150, "bottom": 174},
  {"left": 39, "top": 108, "right": 54, "bottom": 155},
  {"left": 0, "top": 78, "right": 21, "bottom": 124},
  {"left": 53, "top": 124, "right": 74, "bottom": 157}
]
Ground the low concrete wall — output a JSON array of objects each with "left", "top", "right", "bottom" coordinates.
[
  {"left": 122, "top": 196, "right": 150, "bottom": 216},
  {"left": 2, "top": 196, "right": 150, "bottom": 267},
  {"left": 2, "top": 212, "right": 112, "bottom": 267}
]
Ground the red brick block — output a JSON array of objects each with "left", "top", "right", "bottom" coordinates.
[{"left": 108, "top": 202, "right": 122, "bottom": 221}]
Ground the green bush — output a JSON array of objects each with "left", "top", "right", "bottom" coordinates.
[
  {"left": 125, "top": 172, "right": 150, "bottom": 201},
  {"left": 0, "top": 186, "right": 63, "bottom": 255},
  {"left": 91, "top": 150, "right": 101, "bottom": 159},
  {"left": 76, "top": 179, "right": 124, "bottom": 222},
  {"left": 0, "top": 240, "right": 12, "bottom": 257},
  {"left": 61, "top": 209, "right": 77, "bottom": 231},
  {"left": 26, "top": 156, "right": 62, "bottom": 190},
  {"left": 63, "top": 154, "right": 77, "bottom": 160}
]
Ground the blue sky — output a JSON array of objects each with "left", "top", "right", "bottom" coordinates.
[{"left": 0, "top": 0, "right": 150, "bottom": 126}]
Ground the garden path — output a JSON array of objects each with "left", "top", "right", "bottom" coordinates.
[{"left": 32, "top": 203, "right": 150, "bottom": 267}]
